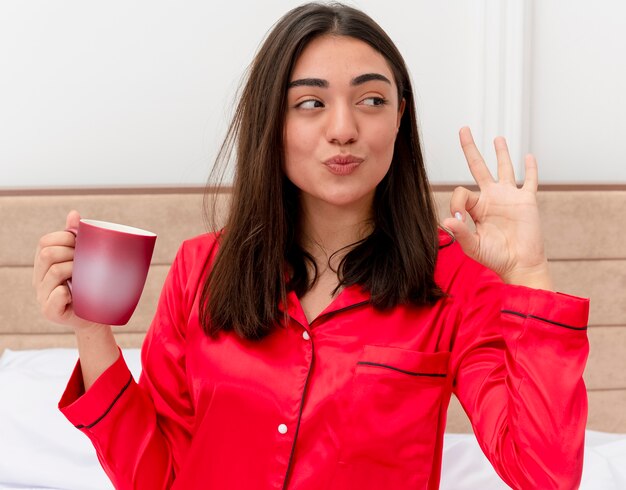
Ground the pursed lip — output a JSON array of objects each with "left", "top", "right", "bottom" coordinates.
[
  {"left": 323, "top": 154, "right": 365, "bottom": 166},
  {"left": 322, "top": 154, "right": 365, "bottom": 176}
]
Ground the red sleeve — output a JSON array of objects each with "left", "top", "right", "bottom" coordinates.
[
  {"left": 59, "top": 239, "right": 201, "bottom": 489},
  {"left": 449, "top": 258, "right": 589, "bottom": 489}
]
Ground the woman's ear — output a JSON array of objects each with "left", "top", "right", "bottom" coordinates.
[{"left": 396, "top": 98, "right": 406, "bottom": 132}]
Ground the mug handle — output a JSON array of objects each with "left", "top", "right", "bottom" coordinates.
[{"left": 64, "top": 227, "right": 78, "bottom": 294}]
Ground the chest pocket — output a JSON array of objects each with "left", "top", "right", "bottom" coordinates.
[{"left": 333, "top": 345, "right": 451, "bottom": 488}]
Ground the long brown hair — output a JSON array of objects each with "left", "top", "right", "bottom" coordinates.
[{"left": 201, "top": 2, "right": 443, "bottom": 340}]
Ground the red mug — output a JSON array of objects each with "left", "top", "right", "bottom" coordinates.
[{"left": 67, "top": 219, "right": 157, "bottom": 325}]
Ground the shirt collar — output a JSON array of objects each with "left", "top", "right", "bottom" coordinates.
[{"left": 279, "top": 284, "right": 371, "bottom": 327}]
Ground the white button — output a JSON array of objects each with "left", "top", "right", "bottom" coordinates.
[
  {"left": 302, "top": 330, "right": 311, "bottom": 341},
  {"left": 278, "top": 423, "right": 288, "bottom": 434}
]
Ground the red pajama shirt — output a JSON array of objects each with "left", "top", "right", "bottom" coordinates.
[{"left": 59, "top": 230, "right": 589, "bottom": 489}]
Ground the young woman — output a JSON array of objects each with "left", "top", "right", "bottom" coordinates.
[{"left": 33, "top": 3, "right": 589, "bottom": 489}]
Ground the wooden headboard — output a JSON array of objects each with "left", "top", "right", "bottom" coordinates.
[{"left": 1, "top": 186, "right": 624, "bottom": 433}]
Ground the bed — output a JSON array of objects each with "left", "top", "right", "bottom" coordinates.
[{"left": 1, "top": 186, "right": 625, "bottom": 489}]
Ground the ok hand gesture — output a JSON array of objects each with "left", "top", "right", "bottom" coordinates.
[{"left": 442, "top": 127, "right": 553, "bottom": 291}]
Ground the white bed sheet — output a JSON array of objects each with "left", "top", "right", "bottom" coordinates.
[{"left": 0, "top": 348, "right": 624, "bottom": 489}]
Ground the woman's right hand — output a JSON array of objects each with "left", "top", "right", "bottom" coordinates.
[
  {"left": 33, "top": 210, "right": 96, "bottom": 329},
  {"left": 34, "top": 210, "right": 120, "bottom": 389}
]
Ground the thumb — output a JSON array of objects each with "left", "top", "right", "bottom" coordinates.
[
  {"left": 442, "top": 215, "right": 479, "bottom": 258},
  {"left": 65, "top": 210, "right": 81, "bottom": 232}
]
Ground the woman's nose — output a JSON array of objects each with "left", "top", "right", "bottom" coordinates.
[{"left": 325, "top": 104, "right": 358, "bottom": 145}]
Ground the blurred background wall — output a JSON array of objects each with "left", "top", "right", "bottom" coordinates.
[{"left": 1, "top": 0, "right": 625, "bottom": 188}]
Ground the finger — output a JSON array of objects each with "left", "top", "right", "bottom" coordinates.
[
  {"left": 33, "top": 236, "right": 75, "bottom": 286},
  {"left": 34, "top": 245, "right": 74, "bottom": 283},
  {"left": 494, "top": 136, "right": 516, "bottom": 184},
  {"left": 449, "top": 186, "right": 480, "bottom": 222},
  {"left": 521, "top": 153, "right": 538, "bottom": 192},
  {"left": 65, "top": 210, "right": 81, "bottom": 232},
  {"left": 441, "top": 216, "right": 480, "bottom": 258},
  {"left": 41, "top": 283, "right": 73, "bottom": 324},
  {"left": 37, "top": 260, "right": 73, "bottom": 307},
  {"left": 36, "top": 230, "right": 76, "bottom": 256},
  {"left": 459, "top": 126, "right": 495, "bottom": 186}
]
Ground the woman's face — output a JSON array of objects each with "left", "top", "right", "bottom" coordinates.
[{"left": 283, "top": 35, "right": 405, "bottom": 215}]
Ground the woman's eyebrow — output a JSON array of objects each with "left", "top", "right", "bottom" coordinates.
[
  {"left": 287, "top": 73, "right": 391, "bottom": 89},
  {"left": 351, "top": 73, "right": 391, "bottom": 86},
  {"left": 288, "top": 78, "right": 328, "bottom": 89}
]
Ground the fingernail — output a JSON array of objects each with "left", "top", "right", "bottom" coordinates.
[{"left": 455, "top": 212, "right": 463, "bottom": 221}]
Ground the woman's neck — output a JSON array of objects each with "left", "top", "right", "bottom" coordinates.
[{"left": 299, "top": 196, "right": 374, "bottom": 269}]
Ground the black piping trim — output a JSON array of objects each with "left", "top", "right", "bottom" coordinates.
[
  {"left": 438, "top": 228, "right": 456, "bottom": 249},
  {"left": 283, "top": 300, "right": 370, "bottom": 487},
  {"left": 313, "top": 300, "right": 370, "bottom": 324},
  {"left": 501, "top": 310, "right": 588, "bottom": 331},
  {"left": 75, "top": 374, "right": 133, "bottom": 430},
  {"left": 438, "top": 237, "right": 456, "bottom": 249},
  {"left": 357, "top": 361, "right": 447, "bottom": 378},
  {"left": 281, "top": 321, "right": 315, "bottom": 490}
]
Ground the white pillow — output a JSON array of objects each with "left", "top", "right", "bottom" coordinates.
[
  {"left": 1, "top": 348, "right": 625, "bottom": 490},
  {"left": 0, "top": 348, "right": 141, "bottom": 490}
]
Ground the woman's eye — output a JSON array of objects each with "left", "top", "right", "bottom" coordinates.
[
  {"left": 361, "top": 97, "right": 388, "bottom": 107},
  {"left": 296, "top": 99, "right": 324, "bottom": 109}
]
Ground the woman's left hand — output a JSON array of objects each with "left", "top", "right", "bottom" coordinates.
[{"left": 442, "top": 127, "right": 553, "bottom": 290}]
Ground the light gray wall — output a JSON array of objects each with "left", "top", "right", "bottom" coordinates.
[
  {"left": 530, "top": 0, "right": 626, "bottom": 182},
  {"left": 1, "top": 0, "right": 624, "bottom": 188}
]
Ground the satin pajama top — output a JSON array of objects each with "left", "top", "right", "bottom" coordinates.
[{"left": 59, "top": 230, "right": 590, "bottom": 489}]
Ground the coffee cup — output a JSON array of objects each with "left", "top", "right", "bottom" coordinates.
[{"left": 66, "top": 219, "right": 157, "bottom": 326}]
